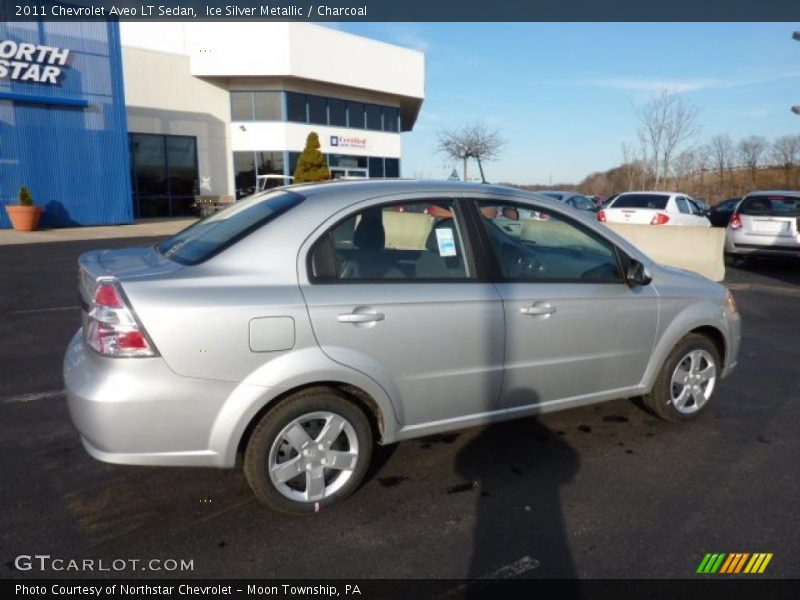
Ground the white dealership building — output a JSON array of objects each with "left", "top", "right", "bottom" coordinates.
[{"left": 120, "top": 22, "right": 425, "bottom": 217}]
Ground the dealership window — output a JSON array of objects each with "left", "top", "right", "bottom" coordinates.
[
  {"left": 329, "top": 98, "right": 347, "bottom": 127},
  {"left": 130, "top": 133, "right": 198, "bottom": 218},
  {"left": 230, "top": 92, "right": 253, "bottom": 120},
  {"left": 347, "top": 102, "right": 365, "bottom": 128},
  {"left": 254, "top": 92, "right": 282, "bottom": 120},
  {"left": 385, "top": 158, "right": 400, "bottom": 178},
  {"left": 234, "top": 151, "right": 286, "bottom": 199},
  {"left": 383, "top": 107, "right": 400, "bottom": 132},
  {"left": 279, "top": 93, "right": 400, "bottom": 132},
  {"left": 286, "top": 92, "right": 307, "bottom": 123},
  {"left": 368, "top": 157, "right": 384, "bottom": 178},
  {"left": 308, "top": 95, "right": 327, "bottom": 125},
  {"left": 231, "top": 91, "right": 283, "bottom": 121},
  {"left": 365, "top": 104, "right": 382, "bottom": 131}
]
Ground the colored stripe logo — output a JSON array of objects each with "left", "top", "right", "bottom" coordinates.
[{"left": 697, "top": 552, "right": 773, "bottom": 574}]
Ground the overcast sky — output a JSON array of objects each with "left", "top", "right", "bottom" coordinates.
[{"left": 330, "top": 23, "right": 800, "bottom": 185}]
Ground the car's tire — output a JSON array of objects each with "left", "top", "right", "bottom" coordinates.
[
  {"left": 244, "top": 387, "right": 373, "bottom": 514},
  {"left": 642, "top": 333, "right": 722, "bottom": 423}
]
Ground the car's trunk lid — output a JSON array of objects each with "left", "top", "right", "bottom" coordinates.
[{"left": 78, "top": 246, "right": 184, "bottom": 303}]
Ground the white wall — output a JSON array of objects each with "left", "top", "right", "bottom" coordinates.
[
  {"left": 122, "top": 46, "right": 234, "bottom": 195},
  {"left": 231, "top": 122, "right": 401, "bottom": 158}
]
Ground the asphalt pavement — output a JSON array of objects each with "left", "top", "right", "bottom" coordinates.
[{"left": 1, "top": 237, "right": 798, "bottom": 579}]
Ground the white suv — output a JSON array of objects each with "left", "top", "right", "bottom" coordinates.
[
  {"left": 725, "top": 191, "right": 800, "bottom": 260},
  {"left": 598, "top": 192, "right": 711, "bottom": 227}
]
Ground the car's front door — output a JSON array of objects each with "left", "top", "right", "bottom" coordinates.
[
  {"left": 300, "top": 197, "right": 505, "bottom": 427},
  {"left": 472, "top": 197, "right": 659, "bottom": 409}
]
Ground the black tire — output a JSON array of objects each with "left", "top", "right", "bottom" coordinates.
[
  {"left": 244, "top": 387, "right": 373, "bottom": 514},
  {"left": 642, "top": 333, "right": 722, "bottom": 423}
]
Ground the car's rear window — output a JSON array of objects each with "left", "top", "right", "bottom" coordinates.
[
  {"left": 157, "top": 191, "right": 304, "bottom": 265},
  {"left": 611, "top": 194, "right": 669, "bottom": 209},
  {"left": 739, "top": 195, "right": 800, "bottom": 217}
]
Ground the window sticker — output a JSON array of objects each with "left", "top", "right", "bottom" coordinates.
[{"left": 435, "top": 228, "right": 457, "bottom": 257}]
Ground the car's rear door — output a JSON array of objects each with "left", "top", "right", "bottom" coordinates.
[
  {"left": 471, "top": 196, "right": 659, "bottom": 409},
  {"left": 299, "top": 196, "right": 505, "bottom": 427}
]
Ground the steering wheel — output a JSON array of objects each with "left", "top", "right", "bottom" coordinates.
[{"left": 580, "top": 262, "right": 616, "bottom": 281}]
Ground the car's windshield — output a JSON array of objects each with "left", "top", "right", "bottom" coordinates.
[
  {"left": 739, "top": 195, "right": 800, "bottom": 217},
  {"left": 611, "top": 194, "right": 669, "bottom": 210},
  {"left": 157, "top": 191, "right": 304, "bottom": 265}
]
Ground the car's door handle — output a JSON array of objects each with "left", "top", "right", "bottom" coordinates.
[
  {"left": 520, "top": 303, "right": 556, "bottom": 316},
  {"left": 337, "top": 312, "right": 385, "bottom": 323}
]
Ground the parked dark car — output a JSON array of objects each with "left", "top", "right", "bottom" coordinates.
[{"left": 708, "top": 198, "right": 740, "bottom": 228}]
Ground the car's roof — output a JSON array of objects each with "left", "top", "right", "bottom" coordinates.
[
  {"left": 292, "top": 178, "right": 510, "bottom": 197},
  {"left": 267, "top": 178, "right": 571, "bottom": 218},
  {"left": 743, "top": 190, "right": 800, "bottom": 197},
  {"left": 617, "top": 190, "right": 682, "bottom": 196},
  {"left": 539, "top": 189, "right": 583, "bottom": 196}
]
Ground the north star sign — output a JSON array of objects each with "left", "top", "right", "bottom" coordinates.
[{"left": 0, "top": 39, "right": 70, "bottom": 84}]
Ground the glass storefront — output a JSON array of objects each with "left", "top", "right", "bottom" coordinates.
[
  {"left": 129, "top": 133, "right": 198, "bottom": 218},
  {"left": 233, "top": 151, "right": 285, "bottom": 198}
]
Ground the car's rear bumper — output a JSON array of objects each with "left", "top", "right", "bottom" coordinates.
[
  {"left": 726, "top": 231, "right": 800, "bottom": 257},
  {"left": 64, "top": 330, "right": 238, "bottom": 468}
]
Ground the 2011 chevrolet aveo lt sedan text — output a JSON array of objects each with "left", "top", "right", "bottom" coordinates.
[{"left": 64, "top": 180, "right": 741, "bottom": 514}]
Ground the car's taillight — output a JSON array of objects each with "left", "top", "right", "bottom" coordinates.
[
  {"left": 729, "top": 213, "right": 742, "bottom": 230},
  {"left": 650, "top": 213, "right": 670, "bottom": 225},
  {"left": 83, "top": 281, "right": 156, "bottom": 358},
  {"left": 597, "top": 210, "right": 607, "bottom": 223}
]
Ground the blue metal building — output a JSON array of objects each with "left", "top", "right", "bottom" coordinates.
[{"left": 0, "top": 21, "right": 132, "bottom": 228}]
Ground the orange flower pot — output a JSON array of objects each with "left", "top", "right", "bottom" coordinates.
[{"left": 5, "top": 205, "right": 42, "bottom": 231}]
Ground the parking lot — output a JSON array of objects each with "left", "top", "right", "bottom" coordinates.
[{"left": 1, "top": 235, "right": 798, "bottom": 579}]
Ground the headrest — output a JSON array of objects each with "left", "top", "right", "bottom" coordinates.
[{"left": 353, "top": 208, "right": 385, "bottom": 251}]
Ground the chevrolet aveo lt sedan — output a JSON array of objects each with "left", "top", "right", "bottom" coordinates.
[{"left": 64, "top": 180, "right": 741, "bottom": 514}]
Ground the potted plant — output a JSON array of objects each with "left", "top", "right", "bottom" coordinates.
[{"left": 5, "top": 186, "right": 42, "bottom": 231}]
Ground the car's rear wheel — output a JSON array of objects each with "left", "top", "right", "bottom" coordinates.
[
  {"left": 244, "top": 387, "right": 372, "bottom": 514},
  {"left": 643, "top": 333, "right": 721, "bottom": 422}
]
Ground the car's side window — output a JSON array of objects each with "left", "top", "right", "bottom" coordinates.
[
  {"left": 475, "top": 200, "right": 623, "bottom": 283},
  {"left": 676, "top": 197, "right": 691, "bottom": 214},
  {"left": 311, "top": 199, "right": 472, "bottom": 281}
]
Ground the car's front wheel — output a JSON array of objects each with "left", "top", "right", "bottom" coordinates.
[
  {"left": 643, "top": 333, "right": 721, "bottom": 422},
  {"left": 244, "top": 387, "right": 373, "bottom": 514}
]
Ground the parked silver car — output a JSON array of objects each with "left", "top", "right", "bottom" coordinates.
[
  {"left": 64, "top": 180, "right": 741, "bottom": 513},
  {"left": 725, "top": 191, "right": 800, "bottom": 260}
]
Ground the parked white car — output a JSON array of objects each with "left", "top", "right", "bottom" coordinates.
[
  {"left": 598, "top": 192, "right": 711, "bottom": 227},
  {"left": 725, "top": 191, "right": 800, "bottom": 260}
]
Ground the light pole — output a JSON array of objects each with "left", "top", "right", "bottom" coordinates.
[{"left": 793, "top": 32, "right": 800, "bottom": 114}]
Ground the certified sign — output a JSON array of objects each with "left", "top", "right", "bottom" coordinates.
[
  {"left": 0, "top": 39, "right": 71, "bottom": 84},
  {"left": 330, "top": 135, "right": 367, "bottom": 149}
]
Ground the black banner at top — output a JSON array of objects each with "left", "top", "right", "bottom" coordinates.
[{"left": 1, "top": 0, "right": 800, "bottom": 22}]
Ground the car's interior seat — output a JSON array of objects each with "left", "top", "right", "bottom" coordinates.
[{"left": 348, "top": 209, "right": 405, "bottom": 279}]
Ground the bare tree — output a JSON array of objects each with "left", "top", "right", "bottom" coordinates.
[
  {"left": 437, "top": 121, "right": 505, "bottom": 182},
  {"left": 672, "top": 149, "right": 696, "bottom": 190},
  {"left": 737, "top": 135, "right": 768, "bottom": 186},
  {"left": 770, "top": 134, "right": 800, "bottom": 187},
  {"left": 620, "top": 142, "right": 642, "bottom": 191},
  {"left": 707, "top": 134, "right": 735, "bottom": 193},
  {"left": 635, "top": 90, "right": 700, "bottom": 189}
]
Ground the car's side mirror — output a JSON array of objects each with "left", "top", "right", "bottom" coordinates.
[{"left": 626, "top": 259, "right": 652, "bottom": 287}]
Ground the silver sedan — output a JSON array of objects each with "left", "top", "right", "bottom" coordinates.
[{"left": 64, "top": 180, "right": 741, "bottom": 513}]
